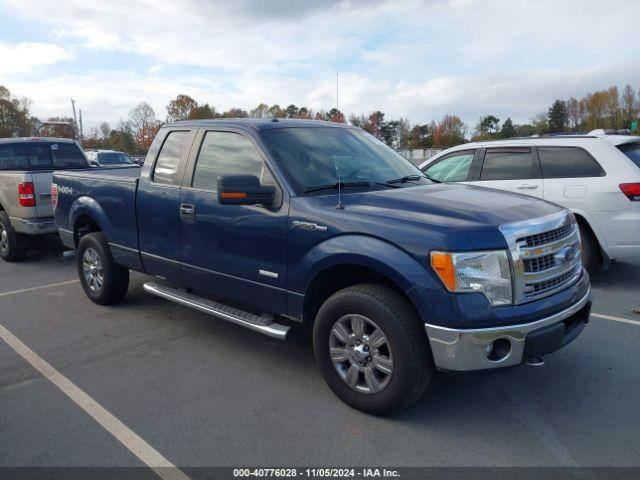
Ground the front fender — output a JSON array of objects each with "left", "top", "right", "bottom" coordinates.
[
  {"left": 287, "top": 234, "right": 446, "bottom": 324},
  {"left": 290, "top": 234, "right": 441, "bottom": 294}
]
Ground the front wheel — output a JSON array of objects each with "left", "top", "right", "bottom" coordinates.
[
  {"left": 77, "top": 232, "right": 129, "bottom": 305},
  {"left": 313, "top": 284, "right": 433, "bottom": 415}
]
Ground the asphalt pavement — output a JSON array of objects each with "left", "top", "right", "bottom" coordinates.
[{"left": 0, "top": 244, "right": 639, "bottom": 472}]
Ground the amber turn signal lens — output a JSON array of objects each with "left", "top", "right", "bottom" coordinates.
[
  {"left": 430, "top": 251, "right": 456, "bottom": 291},
  {"left": 220, "top": 192, "right": 248, "bottom": 199}
]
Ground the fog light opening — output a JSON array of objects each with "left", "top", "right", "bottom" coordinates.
[{"left": 486, "top": 338, "right": 511, "bottom": 362}]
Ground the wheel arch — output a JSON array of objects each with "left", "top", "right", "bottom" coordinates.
[
  {"left": 296, "top": 236, "right": 438, "bottom": 326},
  {"left": 69, "top": 197, "right": 112, "bottom": 248},
  {"left": 571, "top": 209, "right": 608, "bottom": 264}
]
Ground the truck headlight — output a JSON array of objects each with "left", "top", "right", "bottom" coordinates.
[{"left": 430, "top": 250, "right": 513, "bottom": 306}]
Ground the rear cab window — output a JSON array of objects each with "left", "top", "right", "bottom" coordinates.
[
  {"left": 617, "top": 143, "right": 640, "bottom": 169},
  {"left": 152, "top": 131, "right": 192, "bottom": 185},
  {"left": 0, "top": 141, "right": 87, "bottom": 170},
  {"left": 480, "top": 147, "right": 538, "bottom": 180},
  {"left": 538, "top": 146, "right": 605, "bottom": 178}
]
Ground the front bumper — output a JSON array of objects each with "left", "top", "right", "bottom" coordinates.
[
  {"left": 424, "top": 287, "right": 591, "bottom": 371},
  {"left": 9, "top": 216, "right": 57, "bottom": 235}
]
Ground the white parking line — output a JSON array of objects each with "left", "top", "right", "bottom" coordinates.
[
  {"left": 0, "top": 279, "right": 79, "bottom": 298},
  {"left": 592, "top": 312, "right": 640, "bottom": 327},
  {"left": 0, "top": 324, "right": 190, "bottom": 480}
]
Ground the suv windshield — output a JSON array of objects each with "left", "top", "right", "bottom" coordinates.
[
  {"left": 618, "top": 142, "right": 640, "bottom": 169},
  {"left": 259, "top": 127, "right": 428, "bottom": 194},
  {"left": 98, "top": 152, "right": 133, "bottom": 165}
]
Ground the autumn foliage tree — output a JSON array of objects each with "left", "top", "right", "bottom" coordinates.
[
  {"left": 433, "top": 115, "right": 466, "bottom": 148},
  {"left": 128, "top": 102, "right": 161, "bottom": 151},
  {"left": 166, "top": 94, "right": 198, "bottom": 121}
]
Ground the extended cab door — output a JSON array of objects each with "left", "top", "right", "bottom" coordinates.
[
  {"left": 178, "top": 129, "right": 289, "bottom": 314},
  {"left": 137, "top": 128, "right": 197, "bottom": 283},
  {"left": 472, "top": 146, "right": 544, "bottom": 198}
]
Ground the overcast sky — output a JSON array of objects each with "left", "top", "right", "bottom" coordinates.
[{"left": 1, "top": 0, "right": 639, "bottom": 130}]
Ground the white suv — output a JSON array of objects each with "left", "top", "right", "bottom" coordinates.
[{"left": 419, "top": 131, "right": 640, "bottom": 270}]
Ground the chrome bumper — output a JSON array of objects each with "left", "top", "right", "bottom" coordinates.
[
  {"left": 424, "top": 287, "right": 591, "bottom": 371},
  {"left": 9, "top": 216, "right": 57, "bottom": 235}
]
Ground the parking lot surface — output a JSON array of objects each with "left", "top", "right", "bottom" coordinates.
[{"left": 1, "top": 245, "right": 639, "bottom": 471}]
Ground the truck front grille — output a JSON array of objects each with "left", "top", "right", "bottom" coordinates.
[
  {"left": 518, "top": 223, "right": 573, "bottom": 248},
  {"left": 523, "top": 265, "right": 581, "bottom": 298},
  {"left": 500, "top": 211, "right": 583, "bottom": 304},
  {"left": 523, "top": 253, "right": 555, "bottom": 273}
]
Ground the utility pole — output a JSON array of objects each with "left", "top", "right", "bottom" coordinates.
[
  {"left": 79, "top": 109, "right": 84, "bottom": 145},
  {"left": 70, "top": 98, "right": 78, "bottom": 139},
  {"left": 336, "top": 72, "right": 339, "bottom": 112}
]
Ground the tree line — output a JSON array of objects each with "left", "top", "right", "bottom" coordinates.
[{"left": 1, "top": 83, "right": 638, "bottom": 155}]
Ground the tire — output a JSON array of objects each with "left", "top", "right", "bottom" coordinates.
[
  {"left": 77, "top": 232, "right": 129, "bottom": 305},
  {"left": 313, "top": 284, "right": 433, "bottom": 415},
  {"left": 0, "top": 211, "right": 26, "bottom": 262},
  {"left": 578, "top": 222, "right": 599, "bottom": 273}
]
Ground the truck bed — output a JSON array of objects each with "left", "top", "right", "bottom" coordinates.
[{"left": 53, "top": 166, "right": 141, "bottom": 263}]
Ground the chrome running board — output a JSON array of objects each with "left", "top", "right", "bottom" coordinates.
[{"left": 143, "top": 282, "right": 290, "bottom": 340}]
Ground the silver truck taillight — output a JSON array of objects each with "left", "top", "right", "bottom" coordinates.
[{"left": 51, "top": 183, "right": 58, "bottom": 210}]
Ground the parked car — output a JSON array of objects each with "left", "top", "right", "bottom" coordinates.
[
  {"left": 130, "top": 155, "right": 145, "bottom": 166},
  {"left": 420, "top": 132, "right": 640, "bottom": 270},
  {"left": 85, "top": 149, "right": 135, "bottom": 167},
  {"left": 53, "top": 119, "right": 591, "bottom": 415},
  {"left": 0, "top": 137, "right": 89, "bottom": 261}
]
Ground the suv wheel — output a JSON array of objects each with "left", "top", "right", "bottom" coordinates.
[
  {"left": 578, "top": 222, "right": 598, "bottom": 273},
  {"left": 313, "top": 284, "right": 432, "bottom": 415},
  {"left": 77, "top": 232, "right": 129, "bottom": 305},
  {"left": 0, "top": 211, "right": 26, "bottom": 262}
]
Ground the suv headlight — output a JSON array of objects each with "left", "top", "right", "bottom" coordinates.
[{"left": 430, "top": 250, "right": 513, "bottom": 306}]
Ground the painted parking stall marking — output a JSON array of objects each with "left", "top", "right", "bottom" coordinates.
[
  {"left": 0, "top": 323, "right": 190, "bottom": 480},
  {"left": 0, "top": 279, "right": 79, "bottom": 298},
  {"left": 591, "top": 312, "right": 640, "bottom": 327}
]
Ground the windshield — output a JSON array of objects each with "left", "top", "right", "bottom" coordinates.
[
  {"left": 98, "top": 152, "right": 133, "bottom": 165},
  {"left": 259, "top": 127, "right": 427, "bottom": 194},
  {"left": 618, "top": 142, "right": 640, "bottom": 169}
]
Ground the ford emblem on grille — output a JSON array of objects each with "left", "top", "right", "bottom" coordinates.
[{"left": 555, "top": 245, "right": 577, "bottom": 264}]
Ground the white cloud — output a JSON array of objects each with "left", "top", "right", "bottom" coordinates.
[
  {"left": 0, "top": 42, "right": 71, "bottom": 74},
  {"left": 1, "top": 0, "right": 639, "bottom": 129}
]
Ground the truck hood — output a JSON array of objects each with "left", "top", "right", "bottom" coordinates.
[
  {"left": 340, "top": 183, "right": 563, "bottom": 230},
  {"left": 297, "top": 183, "right": 565, "bottom": 253}
]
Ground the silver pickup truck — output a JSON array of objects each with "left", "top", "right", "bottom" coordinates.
[{"left": 0, "top": 137, "right": 88, "bottom": 261}]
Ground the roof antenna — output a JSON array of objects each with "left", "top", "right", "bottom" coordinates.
[{"left": 335, "top": 154, "right": 344, "bottom": 210}]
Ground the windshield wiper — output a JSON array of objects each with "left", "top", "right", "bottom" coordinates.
[
  {"left": 304, "top": 181, "right": 371, "bottom": 193},
  {"left": 425, "top": 174, "right": 441, "bottom": 183},
  {"left": 385, "top": 174, "right": 429, "bottom": 185},
  {"left": 304, "top": 181, "right": 400, "bottom": 193}
]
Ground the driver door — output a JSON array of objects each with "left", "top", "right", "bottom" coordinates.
[{"left": 178, "top": 129, "right": 289, "bottom": 313}]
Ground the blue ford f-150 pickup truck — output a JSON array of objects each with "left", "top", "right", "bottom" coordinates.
[{"left": 53, "top": 119, "right": 591, "bottom": 414}]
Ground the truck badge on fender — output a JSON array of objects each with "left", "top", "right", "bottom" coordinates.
[{"left": 292, "top": 220, "right": 328, "bottom": 232}]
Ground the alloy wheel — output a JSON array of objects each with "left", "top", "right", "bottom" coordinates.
[{"left": 329, "top": 314, "right": 394, "bottom": 394}]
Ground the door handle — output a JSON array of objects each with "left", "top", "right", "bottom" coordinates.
[
  {"left": 180, "top": 203, "right": 195, "bottom": 221},
  {"left": 517, "top": 184, "right": 538, "bottom": 190}
]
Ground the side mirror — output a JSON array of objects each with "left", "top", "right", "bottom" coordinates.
[{"left": 217, "top": 174, "right": 276, "bottom": 206}]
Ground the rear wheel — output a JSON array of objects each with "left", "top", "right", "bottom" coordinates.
[
  {"left": 313, "top": 284, "right": 432, "bottom": 415},
  {"left": 0, "top": 211, "right": 26, "bottom": 262},
  {"left": 77, "top": 232, "right": 129, "bottom": 305}
]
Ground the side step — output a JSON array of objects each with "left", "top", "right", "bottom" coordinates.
[{"left": 143, "top": 282, "right": 290, "bottom": 340}]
